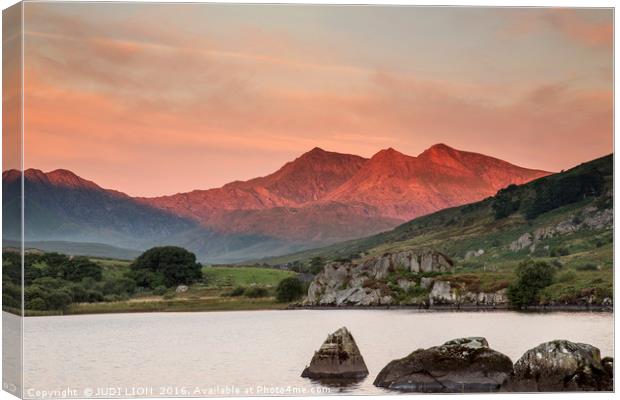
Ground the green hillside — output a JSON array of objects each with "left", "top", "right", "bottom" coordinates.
[{"left": 263, "top": 155, "right": 613, "bottom": 305}]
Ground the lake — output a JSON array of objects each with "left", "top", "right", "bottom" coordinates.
[{"left": 7, "top": 310, "right": 615, "bottom": 397}]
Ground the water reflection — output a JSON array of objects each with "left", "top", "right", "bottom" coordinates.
[{"left": 22, "top": 310, "right": 613, "bottom": 397}]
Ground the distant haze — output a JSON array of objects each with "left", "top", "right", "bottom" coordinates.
[{"left": 10, "top": 4, "right": 612, "bottom": 196}]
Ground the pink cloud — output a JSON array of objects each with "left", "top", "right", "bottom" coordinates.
[{"left": 20, "top": 5, "right": 613, "bottom": 196}]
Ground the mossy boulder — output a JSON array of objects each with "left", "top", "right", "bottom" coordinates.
[
  {"left": 502, "top": 340, "right": 613, "bottom": 391},
  {"left": 374, "top": 337, "right": 513, "bottom": 392}
]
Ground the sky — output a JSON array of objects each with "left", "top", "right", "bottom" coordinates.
[{"left": 8, "top": 3, "right": 613, "bottom": 196}]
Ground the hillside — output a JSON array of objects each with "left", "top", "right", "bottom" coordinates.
[
  {"left": 325, "top": 144, "right": 550, "bottom": 220},
  {"left": 3, "top": 144, "right": 550, "bottom": 262},
  {"left": 265, "top": 155, "right": 613, "bottom": 307},
  {"left": 2, "top": 169, "right": 198, "bottom": 248},
  {"left": 140, "top": 144, "right": 549, "bottom": 243},
  {"left": 2, "top": 169, "right": 292, "bottom": 263}
]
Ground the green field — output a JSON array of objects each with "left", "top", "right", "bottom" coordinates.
[
  {"left": 66, "top": 265, "right": 297, "bottom": 315},
  {"left": 202, "top": 266, "right": 296, "bottom": 288},
  {"left": 5, "top": 252, "right": 298, "bottom": 315},
  {"left": 67, "top": 294, "right": 285, "bottom": 315}
]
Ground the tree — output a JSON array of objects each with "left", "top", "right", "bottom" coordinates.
[
  {"left": 508, "top": 260, "right": 556, "bottom": 309},
  {"left": 492, "top": 184, "right": 521, "bottom": 219},
  {"left": 276, "top": 277, "right": 305, "bottom": 302},
  {"left": 60, "top": 257, "right": 103, "bottom": 282},
  {"left": 130, "top": 246, "right": 202, "bottom": 288},
  {"left": 308, "top": 257, "right": 325, "bottom": 274}
]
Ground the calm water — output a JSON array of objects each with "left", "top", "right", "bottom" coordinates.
[{"left": 11, "top": 310, "right": 615, "bottom": 398}]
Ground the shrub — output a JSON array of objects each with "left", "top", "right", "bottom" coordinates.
[
  {"left": 550, "top": 246, "right": 570, "bottom": 257},
  {"left": 507, "top": 260, "right": 556, "bottom": 309},
  {"left": 153, "top": 286, "right": 167, "bottom": 296},
  {"left": 103, "top": 294, "right": 126, "bottom": 302},
  {"left": 27, "top": 298, "right": 48, "bottom": 311},
  {"left": 2, "top": 282, "right": 22, "bottom": 309},
  {"left": 276, "top": 277, "right": 305, "bottom": 303},
  {"left": 162, "top": 293, "right": 176, "bottom": 300},
  {"left": 492, "top": 184, "right": 521, "bottom": 219},
  {"left": 60, "top": 257, "right": 103, "bottom": 282},
  {"left": 551, "top": 259, "right": 564, "bottom": 269},
  {"left": 525, "top": 169, "right": 604, "bottom": 220},
  {"left": 308, "top": 257, "right": 325, "bottom": 275},
  {"left": 225, "top": 286, "right": 246, "bottom": 297},
  {"left": 557, "top": 270, "right": 577, "bottom": 283},
  {"left": 244, "top": 286, "right": 269, "bottom": 298},
  {"left": 45, "top": 289, "right": 73, "bottom": 311}
]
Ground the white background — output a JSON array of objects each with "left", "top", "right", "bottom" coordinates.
[{"left": 0, "top": 1, "right": 616, "bottom": 400}]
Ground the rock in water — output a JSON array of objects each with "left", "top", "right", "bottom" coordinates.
[
  {"left": 502, "top": 340, "right": 613, "bottom": 391},
  {"left": 374, "top": 337, "right": 513, "bottom": 393},
  {"left": 301, "top": 327, "right": 369, "bottom": 380}
]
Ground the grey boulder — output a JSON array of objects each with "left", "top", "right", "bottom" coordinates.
[
  {"left": 374, "top": 337, "right": 513, "bottom": 392},
  {"left": 301, "top": 327, "right": 369, "bottom": 380},
  {"left": 502, "top": 340, "right": 613, "bottom": 391}
]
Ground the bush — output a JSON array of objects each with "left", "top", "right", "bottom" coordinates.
[
  {"left": 227, "top": 287, "right": 246, "bottom": 297},
  {"left": 308, "top": 257, "right": 325, "bottom": 275},
  {"left": 46, "top": 289, "right": 73, "bottom": 311},
  {"left": 525, "top": 170, "right": 604, "bottom": 220},
  {"left": 153, "top": 286, "right": 167, "bottom": 296},
  {"left": 244, "top": 286, "right": 269, "bottom": 298},
  {"left": 492, "top": 184, "right": 521, "bottom": 219},
  {"left": 60, "top": 257, "right": 103, "bottom": 282},
  {"left": 162, "top": 293, "right": 176, "bottom": 300},
  {"left": 551, "top": 259, "right": 564, "bottom": 269},
  {"left": 550, "top": 246, "right": 570, "bottom": 257},
  {"left": 103, "top": 294, "right": 126, "bottom": 302},
  {"left": 275, "top": 277, "right": 305, "bottom": 302},
  {"left": 130, "top": 246, "right": 202, "bottom": 289},
  {"left": 27, "top": 298, "right": 48, "bottom": 311},
  {"left": 2, "top": 282, "right": 22, "bottom": 309},
  {"left": 575, "top": 263, "right": 598, "bottom": 271},
  {"left": 557, "top": 270, "right": 577, "bottom": 283},
  {"left": 507, "top": 260, "right": 556, "bottom": 309}
]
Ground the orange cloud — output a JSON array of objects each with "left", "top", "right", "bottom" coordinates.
[
  {"left": 505, "top": 8, "right": 612, "bottom": 49},
  {"left": 544, "top": 9, "right": 613, "bottom": 48}
]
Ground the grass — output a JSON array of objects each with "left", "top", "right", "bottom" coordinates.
[
  {"left": 202, "top": 266, "right": 295, "bottom": 288},
  {"left": 91, "top": 257, "right": 131, "bottom": 268},
  {"left": 257, "top": 157, "right": 613, "bottom": 307},
  {"left": 29, "top": 266, "right": 298, "bottom": 316},
  {"left": 67, "top": 296, "right": 286, "bottom": 315}
]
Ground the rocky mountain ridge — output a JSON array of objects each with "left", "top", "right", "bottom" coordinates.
[{"left": 2, "top": 144, "right": 553, "bottom": 262}]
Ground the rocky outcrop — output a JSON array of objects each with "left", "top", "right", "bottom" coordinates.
[
  {"left": 301, "top": 327, "right": 369, "bottom": 380},
  {"left": 509, "top": 207, "right": 612, "bottom": 253},
  {"left": 175, "top": 285, "right": 189, "bottom": 293},
  {"left": 509, "top": 233, "right": 533, "bottom": 251},
  {"left": 464, "top": 249, "right": 484, "bottom": 259},
  {"left": 502, "top": 340, "right": 613, "bottom": 392},
  {"left": 304, "top": 249, "right": 453, "bottom": 306},
  {"left": 428, "top": 279, "right": 508, "bottom": 307},
  {"left": 374, "top": 337, "right": 513, "bottom": 392}
]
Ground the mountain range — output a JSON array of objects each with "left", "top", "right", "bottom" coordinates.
[{"left": 2, "top": 144, "right": 551, "bottom": 262}]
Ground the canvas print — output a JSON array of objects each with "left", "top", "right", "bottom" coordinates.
[{"left": 2, "top": 2, "right": 614, "bottom": 398}]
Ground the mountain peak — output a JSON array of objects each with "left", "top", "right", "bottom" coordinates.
[
  {"left": 308, "top": 146, "right": 327, "bottom": 154},
  {"left": 428, "top": 143, "right": 454, "bottom": 151},
  {"left": 372, "top": 147, "right": 406, "bottom": 159},
  {"left": 20, "top": 168, "right": 102, "bottom": 190}
]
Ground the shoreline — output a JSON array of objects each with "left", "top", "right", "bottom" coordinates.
[
  {"left": 291, "top": 303, "right": 614, "bottom": 312},
  {"left": 4, "top": 302, "right": 613, "bottom": 317}
]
